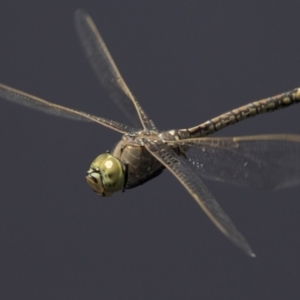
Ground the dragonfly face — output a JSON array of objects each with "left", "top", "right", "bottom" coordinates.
[{"left": 86, "top": 153, "right": 125, "bottom": 196}]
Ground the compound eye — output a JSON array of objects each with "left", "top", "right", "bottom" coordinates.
[{"left": 86, "top": 153, "right": 125, "bottom": 197}]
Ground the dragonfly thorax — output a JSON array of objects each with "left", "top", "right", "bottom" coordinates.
[{"left": 86, "top": 153, "right": 125, "bottom": 196}]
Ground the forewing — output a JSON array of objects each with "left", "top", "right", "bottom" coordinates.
[
  {"left": 0, "top": 83, "right": 135, "bottom": 134},
  {"left": 74, "top": 9, "right": 156, "bottom": 131},
  {"left": 168, "top": 134, "right": 300, "bottom": 190},
  {"left": 145, "top": 140, "right": 255, "bottom": 257}
]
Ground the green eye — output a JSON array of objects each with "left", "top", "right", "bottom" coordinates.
[{"left": 86, "top": 153, "right": 125, "bottom": 196}]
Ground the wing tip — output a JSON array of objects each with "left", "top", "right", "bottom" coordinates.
[
  {"left": 249, "top": 251, "right": 257, "bottom": 258},
  {"left": 74, "top": 8, "right": 88, "bottom": 22}
]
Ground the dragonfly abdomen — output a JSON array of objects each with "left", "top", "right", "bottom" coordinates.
[{"left": 185, "top": 88, "right": 300, "bottom": 138}]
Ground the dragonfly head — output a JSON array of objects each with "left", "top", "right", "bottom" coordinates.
[{"left": 86, "top": 153, "right": 125, "bottom": 197}]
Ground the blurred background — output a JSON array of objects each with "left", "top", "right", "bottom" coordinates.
[{"left": 0, "top": 1, "right": 300, "bottom": 299}]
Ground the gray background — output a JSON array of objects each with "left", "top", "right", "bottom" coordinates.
[{"left": 0, "top": 1, "right": 300, "bottom": 299}]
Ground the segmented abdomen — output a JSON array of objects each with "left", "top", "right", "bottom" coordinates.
[{"left": 180, "top": 88, "right": 300, "bottom": 139}]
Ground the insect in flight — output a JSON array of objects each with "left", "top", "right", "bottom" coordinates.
[{"left": 1, "top": 9, "right": 300, "bottom": 257}]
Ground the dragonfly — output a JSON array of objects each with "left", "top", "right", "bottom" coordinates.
[{"left": 1, "top": 9, "right": 300, "bottom": 257}]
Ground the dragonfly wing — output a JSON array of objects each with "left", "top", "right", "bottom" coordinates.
[
  {"left": 0, "top": 83, "right": 135, "bottom": 134},
  {"left": 74, "top": 9, "right": 156, "bottom": 131},
  {"left": 168, "top": 134, "right": 300, "bottom": 190},
  {"left": 145, "top": 140, "right": 255, "bottom": 257}
]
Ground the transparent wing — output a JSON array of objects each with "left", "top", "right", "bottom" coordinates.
[
  {"left": 168, "top": 134, "right": 300, "bottom": 190},
  {"left": 74, "top": 9, "right": 156, "bottom": 131},
  {"left": 145, "top": 140, "right": 255, "bottom": 257},
  {"left": 0, "top": 83, "right": 136, "bottom": 134}
]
